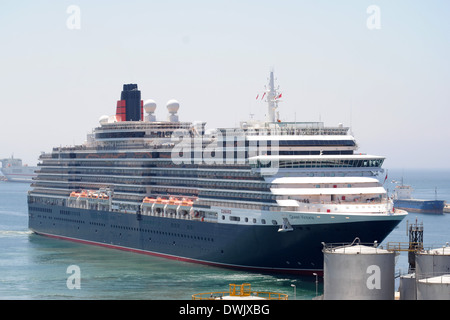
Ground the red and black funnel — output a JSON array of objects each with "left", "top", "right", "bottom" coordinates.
[{"left": 116, "top": 84, "right": 143, "bottom": 122}]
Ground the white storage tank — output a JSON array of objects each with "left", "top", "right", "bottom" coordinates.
[
  {"left": 399, "top": 273, "right": 416, "bottom": 300},
  {"left": 417, "top": 275, "right": 450, "bottom": 300},
  {"left": 323, "top": 242, "right": 395, "bottom": 300},
  {"left": 415, "top": 245, "right": 450, "bottom": 300},
  {"left": 416, "top": 245, "right": 450, "bottom": 279}
]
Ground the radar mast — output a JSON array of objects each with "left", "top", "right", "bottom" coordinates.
[{"left": 266, "top": 70, "right": 282, "bottom": 122}]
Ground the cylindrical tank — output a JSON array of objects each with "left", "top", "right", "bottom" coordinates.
[
  {"left": 417, "top": 275, "right": 450, "bottom": 300},
  {"left": 416, "top": 245, "right": 450, "bottom": 279},
  {"left": 399, "top": 273, "right": 416, "bottom": 300},
  {"left": 415, "top": 245, "right": 450, "bottom": 300},
  {"left": 323, "top": 244, "right": 395, "bottom": 300}
]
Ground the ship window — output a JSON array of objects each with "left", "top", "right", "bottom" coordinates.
[{"left": 261, "top": 219, "right": 266, "bottom": 224}]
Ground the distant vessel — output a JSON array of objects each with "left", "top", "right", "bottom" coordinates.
[
  {"left": 393, "top": 184, "right": 444, "bottom": 214},
  {"left": 0, "top": 156, "right": 37, "bottom": 183}
]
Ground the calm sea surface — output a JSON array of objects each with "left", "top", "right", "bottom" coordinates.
[{"left": 1, "top": 168, "right": 449, "bottom": 300}]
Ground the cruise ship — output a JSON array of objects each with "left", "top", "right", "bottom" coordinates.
[{"left": 27, "top": 72, "right": 407, "bottom": 274}]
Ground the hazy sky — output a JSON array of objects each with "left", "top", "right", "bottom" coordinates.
[{"left": 1, "top": 1, "right": 449, "bottom": 169}]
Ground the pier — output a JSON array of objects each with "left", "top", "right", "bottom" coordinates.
[{"left": 192, "top": 283, "right": 288, "bottom": 300}]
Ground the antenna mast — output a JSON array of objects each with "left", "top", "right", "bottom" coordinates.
[{"left": 265, "top": 69, "right": 282, "bottom": 122}]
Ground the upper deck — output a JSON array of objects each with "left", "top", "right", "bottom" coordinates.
[{"left": 239, "top": 120, "right": 350, "bottom": 136}]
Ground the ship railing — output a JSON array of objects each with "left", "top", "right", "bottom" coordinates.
[
  {"left": 386, "top": 242, "right": 424, "bottom": 252},
  {"left": 283, "top": 199, "right": 392, "bottom": 214},
  {"left": 293, "top": 200, "right": 387, "bottom": 206},
  {"left": 322, "top": 238, "right": 386, "bottom": 253},
  {"left": 38, "top": 153, "right": 52, "bottom": 160},
  {"left": 387, "top": 243, "right": 449, "bottom": 254},
  {"left": 239, "top": 123, "right": 348, "bottom": 136},
  {"left": 140, "top": 203, "right": 219, "bottom": 223},
  {"left": 419, "top": 243, "right": 450, "bottom": 254}
]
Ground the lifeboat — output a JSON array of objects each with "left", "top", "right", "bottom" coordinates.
[
  {"left": 143, "top": 197, "right": 157, "bottom": 204},
  {"left": 142, "top": 195, "right": 195, "bottom": 207},
  {"left": 143, "top": 197, "right": 152, "bottom": 203},
  {"left": 181, "top": 198, "right": 194, "bottom": 206},
  {"left": 87, "top": 191, "right": 98, "bottom": 199},
  {"left": 70, "top": 191, "right": 80, "bottom": 198},
  {"left": 79, "top": 190, "right": 88, "bottom": 198},
  {"left": 98, "top": 193, "right": 109, "bottom": 200}
]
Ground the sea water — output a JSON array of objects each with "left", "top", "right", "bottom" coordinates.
[{"left": 0, "top": 169, "right": 449, "bottom": 300}]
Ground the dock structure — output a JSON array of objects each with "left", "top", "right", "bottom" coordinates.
[
  {"left": 386, "top": 219, "right": 424, "bottom": 272},
  {"left": 192, "top": 283, "right": 288, "bottom": 300},
  {"left": 385, "top": 219, "right": 450, "bottom": 300}
]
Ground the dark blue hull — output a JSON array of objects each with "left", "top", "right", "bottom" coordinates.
[
  {"left": 394, "top": 199, "right": 445, "bottom": 214},
  {"left": 28, "top": 203, "right": 403, "bottom": 274}
]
